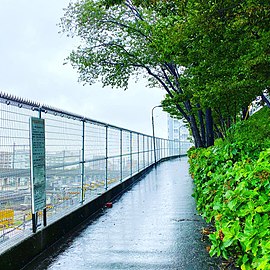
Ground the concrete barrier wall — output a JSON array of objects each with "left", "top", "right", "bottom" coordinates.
[{"left": 0, "top": 155, "right": 183, "bottom": 270}]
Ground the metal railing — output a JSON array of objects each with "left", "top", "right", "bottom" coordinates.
[{"left": 0, "top": 92, "right": 192, "bottom": 251}]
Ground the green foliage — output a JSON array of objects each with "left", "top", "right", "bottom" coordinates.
[
  {"left": 60, "top": 0, "right": 270, "bottom": 148},
  {"left": 161, "top": 0, "right": 270, "bottom": 136},
  {"left": 225, "top": 107, "right": 270, "bottom": 146},
  {"left": 188, "top": 108, "right": 270, "bottom": 269}
]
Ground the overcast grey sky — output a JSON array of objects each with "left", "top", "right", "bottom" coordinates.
[{"left": 0, "top": 0, "right": 168, "bottom": 138}]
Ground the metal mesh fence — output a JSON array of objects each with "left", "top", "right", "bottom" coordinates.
[
  {"left": 0, "top": 92, "right": 192, "bottom": 252},
  {"left": 0, "top": 103, "right": 36, "bottom": 245}
]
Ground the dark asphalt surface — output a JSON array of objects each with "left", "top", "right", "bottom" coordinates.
[{"left": 24, "top": 157, "right": 220, "bottom": 270}]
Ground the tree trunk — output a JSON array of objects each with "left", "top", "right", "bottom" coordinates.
[
  {"left": 205, "top": 108, "right": 214, "bottom": 147},
  {"left": 189, "top": 114, "right": 204, "bottom": 148},
  {"left": 242, "top": 107, "right": 249, "bottom": 120},
  {"left": 197, "top": 104, "right": 206, "bottom": 146},
  {"left": 183, "top": 100, "right": 204, "bottom": 148}
]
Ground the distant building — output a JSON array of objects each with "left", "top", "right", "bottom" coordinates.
[
  {"left": 0, "top": 147, "right": 30, "bottom": 190},
  {"left": 167, "top": 116, "right": 189, "bottom": 141},
  {"left": 14, "top": 149, "right": 29, "bottom": 169},
  {"left": 0, "top": 151, "right": 12, "bottom": 169}
]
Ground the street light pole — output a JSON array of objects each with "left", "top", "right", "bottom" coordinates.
[{"left": 152, "top": 105, "right": 162, "bottom": 164}]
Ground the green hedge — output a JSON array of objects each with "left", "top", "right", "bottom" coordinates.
[{"left": 188, "top": 108, "right": 270, "bottom": 270}]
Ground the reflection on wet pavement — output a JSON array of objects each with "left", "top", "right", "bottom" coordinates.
[{"left": 24, "top": 157, "right": 220, "bottom": 270}]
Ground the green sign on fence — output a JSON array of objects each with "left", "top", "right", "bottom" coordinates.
[{"left": 30, "top": 117, "right": 46, "bottom": 213}]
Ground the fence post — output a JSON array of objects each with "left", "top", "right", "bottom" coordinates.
[
  {"left": 38, "top": 107, "right": 47, "bottom": 229},
  {"left": 155, "top": 137, "right": 158, "bottom": 162},
  {"left": 164, "top": 139, "right": 166, "bottom": 158},
  {"left": 40, "top": 108, "right": 47, "bottom": 227},
  {"left": 137, "top": 134, "right": 139, "bottom": 172},
  {"left": 163, "top": 139, "right": 165, "bottom": 158},
  {"left": 130, "top": 132, "right": 132, "bottom": 176},
  {"left": 120, "top": 129, "right": 123, "bottom": 182},
  {"left": 105, "top": 125, "right": 108, "bottom": 190},
  {"left": 143, "top": 135, "right": 145, "bottom": 169},
  {"left": 81, "top": 119, "right": 85, "bottom": 203},
  {"left": 151, "top": 137, "right": 153, "bottom": 164},
  {"left": 161, "top": 139, "right": 164, "bottom": 159},
  {"left": 159, "top": 139, "right": 161, "bottom": 160},
  {"left": 156, "top": 138, "right": 159, "bottom": 161},
  {"left": 165, "top": 140, "right": 167, "bottom": 158},
  {"left": 147, "top": 136, "right": 149, "bottom": 166},
  {"left": 158, "top": 139, "right": 160, "bottom": 160},
  {"left": 160, "top": 139, "right": 162, "bottom": 159}
]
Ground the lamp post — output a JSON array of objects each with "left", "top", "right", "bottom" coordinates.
[{"left": 152, "top": 105, "right": 162, "bottom": 164}]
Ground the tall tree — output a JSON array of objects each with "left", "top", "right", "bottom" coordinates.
[
  {"left": 60, "top": 0, "right": 205, "bottom": 147},
  {"left": 60, "top": 0, "right": 270, "bottom": 147}
]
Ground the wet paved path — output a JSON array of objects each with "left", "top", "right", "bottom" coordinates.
[{"left": 24, "top": 157, "right": 219, "bottom": 270}]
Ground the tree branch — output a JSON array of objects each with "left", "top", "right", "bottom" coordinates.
[
  {"left": 163, "top": 63, "right": 184, "bottom": 94},
  {"left": 145, "top": 67, "right": 189, "bottom": 120},
  {"left": 124, "top": 0, "right": 144, "bottom": 21},
  {"left": 160, "top": 67, "right": 179, "bottom": 93}
]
